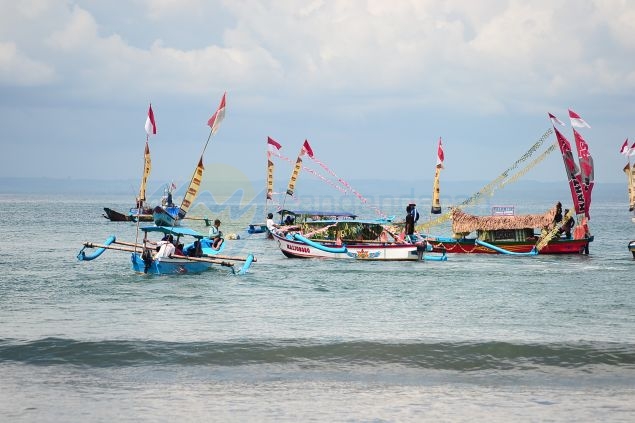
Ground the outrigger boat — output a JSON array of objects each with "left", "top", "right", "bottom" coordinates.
[
  {"left": 426, "top": 204, "right": 592, "bottom": 255},
  {"left": 271, "top": 210, "right": 447, "bottom": 261},
  {"left": 77, "top": 225, "right": 254, "bottom": 275}
]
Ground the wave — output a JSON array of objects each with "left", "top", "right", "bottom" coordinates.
[{"left": 2, "top": 338, "right": 635, "bottom": 370}]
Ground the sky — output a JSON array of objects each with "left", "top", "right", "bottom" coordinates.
[{"left": 1, "top": 0, "right": 635, "bottom": 188}]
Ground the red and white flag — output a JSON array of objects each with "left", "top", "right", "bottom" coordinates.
[
  {"left": 569, "top": 109, "right": 591, "bottom": 128},
  {"left": 620, "top": 139, "right": 630, "bottom": 155},
  {"left": 629, "top": 141, "right": 635, "bottom": 157},
  {"left": 302, "top": 139, "right": 314, "bottom": 158},
  {"left": 267, "top": 136, "right": 282, "bottom": 151},
  {"left": 207, "top": 92, "right": 226, "bottom": 134},
  {"left": 145, "top": 104, "right": 157, "bottom": 136},
  {"left": 548, "top": 112, "right": 565, "bottom": 127},
  {"left": 436, "top": 137, "right": 444, "bottom": 167}
]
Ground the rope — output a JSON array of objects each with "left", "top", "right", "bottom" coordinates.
[{"left": 416, "top": 128, "right": 554, "bottom": 232}]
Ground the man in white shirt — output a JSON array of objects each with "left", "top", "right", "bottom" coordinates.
[{"left": 154, "top": 236, "right": 176, "bottom": 259}]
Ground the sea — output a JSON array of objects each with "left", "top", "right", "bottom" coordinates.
[{"left": 1, "top": 192, "right": 634, "bottom": 422}]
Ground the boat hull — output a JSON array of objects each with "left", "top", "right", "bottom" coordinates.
[
  {"left": 628, "top": 240, "right": 635, "bottom": 258},
  {"left": 153, "top": 206, "right": 180, "bottom": 227},
  {"left": 131, "top": 253, "right": 213, "bottom": 274},
  {"left": 273, "top": 232, "right": 435, "bottom": 261},
  {"left": 103, "top": 207, "right": 132, "bottom": 222},
  {"left": 428, "top": 236, "right": 592, "bottom": 254},
  {"left": 103, "top": 207, "right": 153, "bottom": 222}
]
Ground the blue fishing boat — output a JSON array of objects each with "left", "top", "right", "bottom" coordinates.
[{"left": 77, "top": 226, "right": 254, "bottom": 275}]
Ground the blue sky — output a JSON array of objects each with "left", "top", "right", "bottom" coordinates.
[{"left": 1, "top": 0, "right": 634, "bottom": 186}]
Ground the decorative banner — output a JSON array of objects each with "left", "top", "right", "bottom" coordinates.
[
  {"left": 285, "top": 140, "right": 313, "bottom": 196},
  {"left": 431, "top": 166, "right": 442, "bottom": 214},
  {"left": 138, "top": 141, "right": 151, "bottom": 206},
  {"left": 553, "top": 127, "right": 586, "bottom": 217},
  {"left": 572, "top": 128, "right": 594, "bottom": 219},
  {"left": 266, "top": 137, "right": 282, "bottom": 201},
  {"left": 266, "top": 158, "right": 275, "bottom": 200},
  {"left": 431, "top": 137, "right": 444, "bottom": 214},
  {"left": 625, "top": 163, "right": 635, "bottom": 212},
  {"left": 178, "top": 157, "right": 204, "bottom": 219}
]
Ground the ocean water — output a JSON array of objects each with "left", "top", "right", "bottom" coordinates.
[{"left": 1, "top": 194, "right": 634, "bottom": 422}]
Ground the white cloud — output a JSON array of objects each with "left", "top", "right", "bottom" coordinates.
[{"left": 0, "top": 41, "right": 55, "bottom": 86}]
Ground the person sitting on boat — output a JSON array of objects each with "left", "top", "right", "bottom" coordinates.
[
  {"left": 154, "top": 235, "right": 175, "bottom": 259},
  {"left": 266, "top": 213, "right": 278, "bottom": 232},
  {"left": 208, "top": 219, "right": 224, "bottom": 249},
  {"left": 283, "top": 215, "right": 295, "bottom": 226},
  {"left": 174, "top": 243, "right": 184, "bottom": 256}
]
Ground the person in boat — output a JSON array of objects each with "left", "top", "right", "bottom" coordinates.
[
  {"left": 266, "top": 213, "right": 278, "bottom": 232},
  {"left": 208, "top": 219, "right": 224, "bottom": 249},
  {"left": 553, "top": 202, "right": 563, "bottom": 228},
  {"left": 405, "top": 203, "right": 420, "bottom": 238},
  {"left": 154, "top": 234, "right": 175, "bottom": 259},
  {"left": 174, "top": 243, "right": 184, "bottom": 256},
  {"left": 167, "top": 191, "right": 174, "bottom": 207},
  {"left": 187, "top": 240, "right": 203, "bottom": 257},
  {"left": 283, "top": 215, "right": 295, "bottom": 226},
  {"left": 561, "top": 210, "right": 575, "bottom": 239}
]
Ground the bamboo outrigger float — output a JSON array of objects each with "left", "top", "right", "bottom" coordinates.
[{"left": 77, "top": 226, "right": 255, "bottom": 275}]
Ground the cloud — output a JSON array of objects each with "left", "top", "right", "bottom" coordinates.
[
  {"left": 0, "top": 41, "right": 55, "bottom": 86},
  {"left": 0, "top": 0, "right": 633, "bottom": 113}
]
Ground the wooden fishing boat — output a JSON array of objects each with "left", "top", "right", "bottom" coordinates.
[
  {"left": 103, "top": 207, "right": 154, "bottom": 222},
  {"left": 271, "top": 210, "right": 446, "bottom": 261},
  {"left": 77, "top": 226, "right": 254, "bottom": 275},
  {"left": 427, "top": 204, "right": 592, "bottom": 255}
]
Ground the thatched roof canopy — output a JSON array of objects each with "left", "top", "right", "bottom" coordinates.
[{"left": 451, "top": 204, "right": 558, "bottom": 234}]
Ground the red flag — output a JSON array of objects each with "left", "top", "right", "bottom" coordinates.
[
  {"left": 207, "top": 92, "right": 226, "bottom": 134},
  {"left": 548, "top": 112, "right": 565, "bottom": 127},
  {"left": 569, "top": 109, "right": 590, "bottom": 128},
  {"left": 620, "top": 139, "right": 629, "bottom": 155},
  {"left": 267, "top": 136, "right": 282, "bottom": 150},
  {"left": 145, "top": 104, "right": 157, "bottom": 136},
  {"left": 436, "top": 137, "right": 444, "bottom": 167},
  {"left": 302, "top": 139, "right": 314, "bottom": 158}
]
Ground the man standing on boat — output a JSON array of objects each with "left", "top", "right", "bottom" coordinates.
[{"left": 405, "top": 203, "right": 420, "bottom": 240}]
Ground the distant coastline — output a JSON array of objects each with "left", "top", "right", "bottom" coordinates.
[{"left": 0, "top": 176, "right": 627, "bottom": 203}]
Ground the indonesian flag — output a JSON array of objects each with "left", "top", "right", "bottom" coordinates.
[
  {"left": 267, "top": 136, "right": 282, "bottom": 151},
  {"left": 629, "top": 141, "right": 635, "bottom": 157},
  {"left": 145, "top": 104, "right": 157, "bottom": 136},
  {"left": 548, "top": 112, "right": 565, "bottom": 127},
  {"left": 207, "top": 92, "right": 226, "bottom": 134},
  {"left": 569, "top": 109, "right": 591, "bottom": 128},
  {"left": 302, "top": 139, "right": 314, "bottom": 158},
  {"left": 620, "top": 139, "right": 630, "bottom": 155},
  {"left": 436, "top": 137, "right": 444, "bottom": 167}
]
